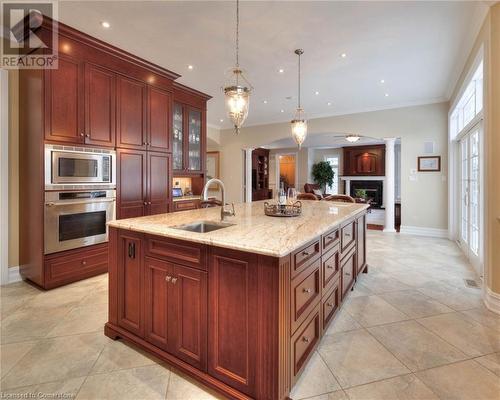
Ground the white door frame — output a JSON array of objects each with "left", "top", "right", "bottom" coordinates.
[
  {"left": 275, "top": 152, "right": 299, "bottom": 190},
  {"left": 1, "top": 70, "right": 10, "bottom": 285}
]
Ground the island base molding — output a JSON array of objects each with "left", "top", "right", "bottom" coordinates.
[{"left": 104, "top": 323, "right": 254, "bottom": 400}]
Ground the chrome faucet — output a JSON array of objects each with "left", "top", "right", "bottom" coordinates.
[{"left": 202, "top": 178, "right": 235, "bottom": 221}]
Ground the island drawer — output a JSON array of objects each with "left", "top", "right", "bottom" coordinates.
[
  {"left": 291, "top": 258, "right": 321, "bottom": 333},
  {"left": 291, "top": 303, "right": 321, "bottom": 383},
  {"left": 322, "top": 279, "right": 340, "bottom": 333},
  {"left": 341, "top": 246, "right": 356, "bottom": 299},
  {"left": 292, "top": 239, "right": 321, "bottom": 278},
  {"left": 322, "top": 244, "right": 340, "bottom": 292},
  {"left": 340, "top": 219, "right": 356, "bottom": 257},
  {"left": 146, "top": 235, "right": 207, "bottom": 270},
  {"left": 173, "top": 199, "right": 200, "bottom": 212},
  {"left": 322, "top": 227, "right": 340, "bottom": 254}
]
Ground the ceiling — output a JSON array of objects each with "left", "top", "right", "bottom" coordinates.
[
  {"left": 263, "top": 133, "right": 384, "bottom": 150},
  {"left": 59, "top": 1, "right": 489, "bottom": 129}
]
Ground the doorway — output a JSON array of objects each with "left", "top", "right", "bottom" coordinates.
[
  {"left": 276, "top": 153, "right": 297, "bottom": 192},
  {"left": 459, "top": 122, "right": 483, "bottom": 275}
]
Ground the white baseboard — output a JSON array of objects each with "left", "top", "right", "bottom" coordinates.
[
  {"left": 7, "top": 266, "right": 21, "bottom": 284},
  {"left": 484, "top": 287, "right": 500, "bottom": 315},
  {"left": 399, "top": 225, "right": 448, "bottom": 238}
]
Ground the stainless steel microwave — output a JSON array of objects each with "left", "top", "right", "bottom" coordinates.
[{"left": 45, "top": 144, "right": 116, "bottom": 189}]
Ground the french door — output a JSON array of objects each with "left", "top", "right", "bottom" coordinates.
[{"left": 459, "top": 122, "right": 482, "bottom": 273}]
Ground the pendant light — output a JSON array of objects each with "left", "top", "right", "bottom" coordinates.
[
  {"left": 291, "top": 49, "right": 307, "bottom": 148},
  {"left": 224, "top": 0, "right": 252, "bottom": 134}
]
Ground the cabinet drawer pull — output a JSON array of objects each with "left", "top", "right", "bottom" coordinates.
[
  {"left": 344, "top": 233, "right": 351, "bottom": 238},
  {"left": 302, "top": 288, "right": 312, "bottom": 294},
  {"left": 327, "top": 235, "right": 335, "bottom": 240},
  {"left": 326, "top": 264, "right": 334, "bottom": 269},
  {"left": 171, "top": 277, "right": 178, "bottom": 284},
  {"left": 302, "top": 250, "right": 310, "bottom": 256},
  {"left": 345, "top": 272, "right": 351, "bottom": 277},
  {"left": 327, "top": 302, "right": 334, "bottom": 307},
  {"left": 302, "top": 336, "right": 310, "bottom": 343},
  {"left": 165, "top": 275, "right": 172, "bottom": 282}
]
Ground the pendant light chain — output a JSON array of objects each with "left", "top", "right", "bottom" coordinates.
[
  {"left": 235, "top": 0, "right": 239, "bottom": 68},
  {"left": 298, "top": 51, "right": 301, "bottom": 109}
]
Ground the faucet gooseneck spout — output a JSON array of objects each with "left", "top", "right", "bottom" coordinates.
[{"left": 202, "top": 178, "right": 235, "bottom": 221}]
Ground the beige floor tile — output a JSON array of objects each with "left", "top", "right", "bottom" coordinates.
[
  {"left": 355, "top": 272, "right": 412, "bottom": 294},
  {"left": 475, "top": 353, "right": 500, "bottom": 377},
  {"left": 418, "top": 312, "right": 500, "bottom": 357},
  {"left": 461, "top": 307, "right": 500, "bottom": 332},
  {"left": 1, "top": 376, "right": 85, "bottom": 398},
  {"left": 343, "top": 295, "right": 409, "bottom": 327},
  {"left": 76, "top": 364, "right": 169, "bottom": 400},
  {"left": 20, "top": 285, "right": 90, "bottom": 312},
  {"left": 46, "top": 303, "right": 107, "bottom": 337},
  {"left": 348, "top": 282, "right": 373, "bottom": 298},
  {"left": 166, "top": 368, "right": 222, "bottom": 400},
  {"left": 0, "top": 281, "right": 41, "bottom": 298},
  {"left": 417, "top": 282, "right": 483, "bottom": 311},
  {"left": 91, "top": 339, "right": 159, "bottom": 374},
  {"left": 318, "top": 329, "right": 409, "bottom": 388},
  {"left": 416, "top": 360, "right": 500, "bottom": 400},
  {"left": 345, "top": 374, "right": 439, "bottom": 400},
  {"left": 1, "top": 332, "right": 108, "bottom": 389},
  {"left": 1, "top": 294, "right": 33, "bottom": 319},
  {"left": 1, "top": 305, "right": 72, "bottom": 344},
  {"left": 379, "top": 290, "right": 453, "bottom": 318},
  {"left": 368, "top": 320, "right": 468, "bottom": 371},
  {"left": 0, "top": 341, "right": 37, "bottom": 379},
  {"left": 290, "top": 352, "right": 341, "bottom": 399},
  {"left": 325, "top": 309, "right": 362, "bottom": 335},
  {"left": 297, "top": 390, "right": 348, "bottom": 400}
]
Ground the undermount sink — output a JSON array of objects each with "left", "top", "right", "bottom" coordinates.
[{"left": 172, "top": 221, "right": 235, "bottom": 233}]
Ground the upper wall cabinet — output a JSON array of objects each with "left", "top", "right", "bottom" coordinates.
[
  {"left": 148, "top": 86, "right": 172, "bottom": 153},
  {"left": 116, "top": 76, "right": 147, "bottom": 150},
  {"left": 44, "top": 55, "right": 83, "bottom": 144},
  {"left": 343, "top": 145, "right": 386, "bottom": 176}
]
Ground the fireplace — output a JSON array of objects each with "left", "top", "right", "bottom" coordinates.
[{"left": 350, "top": 180, "right": 383, "bottom": 208}]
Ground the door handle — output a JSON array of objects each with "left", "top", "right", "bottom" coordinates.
[{"left": 128, "top": 242, "right": 135, "bottom": 259}]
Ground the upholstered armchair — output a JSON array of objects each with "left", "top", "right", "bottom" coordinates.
[
  {"left": 323, "top": 194, "right": 356, "bottom": 203},
  {"left": 303, "top": 183, "right": 324, "bottom": 199},
  {"left": 297, "top": 193, "right": 319, "bottom": 201}
]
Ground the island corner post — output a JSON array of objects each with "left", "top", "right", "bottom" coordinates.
[{"left": 105, "top": 204, "right": 368, "bottom": 400}]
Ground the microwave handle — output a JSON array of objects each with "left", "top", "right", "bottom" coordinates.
[{"left": 45, "top": 198, "right": 116, "bottom": 207}]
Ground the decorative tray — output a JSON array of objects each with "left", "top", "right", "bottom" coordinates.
[{"left": 264, "top": 201, "right": 302, "bottom": 217}]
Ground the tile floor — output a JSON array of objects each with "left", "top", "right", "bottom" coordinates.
[{"left": 1, "top": 231, "right": 499, "bottom": 400}]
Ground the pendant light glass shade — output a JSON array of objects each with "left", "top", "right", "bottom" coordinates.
[
  {"left": 224, "top": 0, "right": 252, "bottom": 134},
  {"left": 224, "top": 68, "right": 251, "bottom": 134},
  {"left": 291, "top": 108, "right": 307, "bottom": 148},
  {"left": 291, "top": 49, "right": 307, "bottom": 148}
]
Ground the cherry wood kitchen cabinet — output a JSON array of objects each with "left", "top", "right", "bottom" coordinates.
[
  {"left": 117, "top": 149, "right": 171, "bottom": 219},
  {"left": 106, "top": 207, "right": 368, "bottom": 400},
  {"left": 17, "top": 14, "right": 210, "bottom": 289}
]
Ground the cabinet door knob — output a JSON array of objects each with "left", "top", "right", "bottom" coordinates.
[
  {"left": 143, "top": 201, "right": 148, "bottom": 205},
  {"left": 302, "top": 288, "right": 312, "bottom": 294},
  {"left": 81, "top": 260, "right": 87, "bottom": 266},
  {"left": 80, "top": 133, "right": 85, "bottom": 137},
  {"left": 148, "top": 201, "right": 152, "bottom": 205},
  {"left": 165, "top": 276, "right": 172, "bottom": 282},
  {"left": 85, "top": 134, "right": 90, "bottom": 138},
  {"left": 302, "top": 336, "right": 310, "bottom": 343},
  {"left": 171, "top": 277, "right": 178, "bottom": 284}
]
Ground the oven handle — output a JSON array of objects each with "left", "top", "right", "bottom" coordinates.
[{"left": 45, "top": 199, "right": 116, "bottom": 207}]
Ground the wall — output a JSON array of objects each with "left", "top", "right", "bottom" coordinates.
[
  {"left": 219, "top": 102, "right": 449, "bottom": 231},
  {"left": 8, "top": 70, "right": 18, "bottom": 268},
  {"left": 268, "top": 147, "right": 309, "bottom": 194},
  {"left": 449, "top": 4, "right": 500, "bottom": 295}
]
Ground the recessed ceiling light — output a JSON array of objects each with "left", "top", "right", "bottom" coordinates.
[
  {"left": 219, "top": 119, "right": 224, "bottom": 123},
  {"left": 278, "top": 68, "right": 284, "bottom": 73},
  {"left": 280, "top": 109, "right": 284, "bottom": 113},
  {"left": 315, "top": 91, "right": 320, "bottom": 95},
  {"left": 385, "top": 93, "right": 389, "bottom": 97},
  {"left": 380, "top": 79, "right": 385, "bottom": 84},
  {"left": 263, "top": 100, "right": 268, "bottom": 104},
  {"left": 327, "top": 102, "right": 332, "bottom": 106},
  {"left": 188, "top": 65, "right": 194, "bottom": 70},
  {"left": 101, "top": 21, "right": 110, "bottom": 28},
  {"left": 341, "top": 53, "right": 347, "bottom": 58}
]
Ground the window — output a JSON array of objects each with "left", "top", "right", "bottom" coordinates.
[
  {"left": 325, "top": 156, "right": 339, "bottom": 195},
  {"left": 450, "top": 61, "right": 483, "bottom": 139}
]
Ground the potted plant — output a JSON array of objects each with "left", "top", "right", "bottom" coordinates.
[{"left": 311, "top": 161, "right": 334, "bottom": 194}]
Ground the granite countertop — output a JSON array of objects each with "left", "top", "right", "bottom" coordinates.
[{"left": 108, "top": 200, "right": 369, "bottom": 257}]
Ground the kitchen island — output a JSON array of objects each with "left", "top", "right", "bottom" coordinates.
[{"left": 106, "top": 200, "right": 369, "bottom": 400}]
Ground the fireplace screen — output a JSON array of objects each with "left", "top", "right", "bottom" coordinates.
[{"left": 350, "top": 180, "right": 383, "bottom": 208}]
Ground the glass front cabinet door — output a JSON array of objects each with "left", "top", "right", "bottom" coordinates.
[
  {"left": 172, "top": 103, "right": 184, "bottom": 171},
  {"left": 172, "top": 103, "right": 203, "bottom": 173}
]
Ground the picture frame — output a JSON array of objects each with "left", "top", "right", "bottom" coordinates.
[
  {"left": 418, "top": 156, "right": 441, "bottom": 172},
  {"left": 206, "top": 151, "right": 220, "bottom": 189}
]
